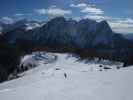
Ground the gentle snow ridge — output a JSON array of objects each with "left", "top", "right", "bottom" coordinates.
[{"left": 0, "top": 52, "right": 132, "bottom": 100}]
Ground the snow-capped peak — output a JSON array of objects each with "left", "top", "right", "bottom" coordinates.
[{"left": 25, "top": 22, "right": 44, "bottom": 31}]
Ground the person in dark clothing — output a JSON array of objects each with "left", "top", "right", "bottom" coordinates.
[{"left": 64, "top": 73, "right": 67, "bottom": 78}]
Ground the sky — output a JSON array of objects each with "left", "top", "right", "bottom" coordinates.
[{"left": 0, "top": 0, "right": 133, "bottom": 34}]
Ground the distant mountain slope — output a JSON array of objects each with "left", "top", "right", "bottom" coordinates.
[
  {"left": 0, "top": 19, "right": 45, "bottom": 34},
  {"left": 4, "top": 17, "right": 133, "bottom": 49}
]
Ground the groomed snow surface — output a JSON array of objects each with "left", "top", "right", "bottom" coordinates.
[{"left": 0, "top": 52, "right": 133, "bottom": 100}]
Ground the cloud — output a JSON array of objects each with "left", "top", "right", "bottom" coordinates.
[
  {"left": 47, "top": 8, "right": 72, "bottom": 17},
  {"left": 72, "top": 0, "right": 111, "bottom": 4},
  {"left": 70, "top": 3, "right": 105, "bottom": 22},
  {"left": 70, "top": 3, "right": 104, "bottom": 22},
  {"left": 0, "top": 17, "right": 14, "bottom": 24},
  {"left": 116, "top": 18, "right": 133, "bottom": 24},
  {"left": 84, "top": 15, "right": 105, "bottom": 21},
  {"left": 35, "top": 6, "right": 72, "bottom": 17},
  {"left": 108, "top": 18, "right": 133, "bottom": 33},
  {"left": 14, "top": 13, "right": 32, "bottom": 17},
  {"left": 70, "top": 3, "right": 87, "bottom": 8},
  {"left": 14, "top": 13, "right": 25, "bottom": 17},
  {"left": 70, "top": 3, "right": 105, "bottom": 21},
  {"left": 70, "top": 3, "right": 104, "bottom": 15},
  {"left": 81, "top": 6, "right": 104, "bottom": 15},
  {"left": 71, "top": 0, "right": 90, "bottom": 4}
]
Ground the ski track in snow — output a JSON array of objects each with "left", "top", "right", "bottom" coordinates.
[{"left": 0, "top": 52, "right": 132, "bottom": 100}]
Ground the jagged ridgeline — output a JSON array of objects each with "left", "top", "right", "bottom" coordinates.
[{"left": 1, "top": 17, "right": 133, "bottom": 66}]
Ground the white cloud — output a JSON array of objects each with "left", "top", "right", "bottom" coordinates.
[
  {"left": 0, "top": 17, "right": 14, "bottom": 24},
  {"left": 70, "top": 3, "right": 87, "bottom": 8},
  {"left": 84, "top": 15, "right": 105, "bottom": 21},
  {"left": 47, "top": 8, "right": 72, "bottom": 17},
  {"left": 35, "top": 6, "right": 72, "bottom": 17},
  {"left": 70, "top": 3, "right": 104, "bottom": 15},
  {"left": 70, "top": 3, "right": 105, "bottom": 23},
  {"left": 14, "top": 13, "right": 32, "bottom": 17},
  {"left": 70, "top": 3, "right": 105, "bottom": 21},
  {"left": 81, "top": 7, "right": 104, "bottom": 15},
  {"left": 14, "top": 13, "right": 25, "bottom": 16},
  {"left": 116, "top": 18, "right": 133, "bottom": 24},
  {"left": 108, "top": 18, "right": 133, "bottom": 33}
]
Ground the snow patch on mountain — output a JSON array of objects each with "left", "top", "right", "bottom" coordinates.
[{"left": 25, "top": 22, "right": 44, "bottom": 31}]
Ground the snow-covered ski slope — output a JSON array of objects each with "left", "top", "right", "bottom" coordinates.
[{"left": 0, "top": 52, "right": 133, "bottom": 100}]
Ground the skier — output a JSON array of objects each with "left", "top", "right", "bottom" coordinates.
[{"left": 64, "top": 73, "right": 67, "bottom": 78}]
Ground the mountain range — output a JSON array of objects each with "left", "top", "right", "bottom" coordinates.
[{"left": 1, "top": 17, "right": 132, "bottom": 49}]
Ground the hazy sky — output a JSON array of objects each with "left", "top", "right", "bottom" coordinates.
[{"left": 0, "top": 0, "right": 133, "bottom": 33}]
